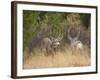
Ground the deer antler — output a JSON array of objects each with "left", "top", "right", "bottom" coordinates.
[
  {"left": 74, "top": 27, "right": 80, "bottom": 41},
  {"left": 57, "top": 34, "right": 63, "bottom": 41},
  {"left": 68, "top": 28, "right": 72, "bottom": 41}
]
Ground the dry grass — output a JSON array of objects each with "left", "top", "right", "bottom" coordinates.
[{"left": 23, "top": 46, "right": 90, "bottom": 69}]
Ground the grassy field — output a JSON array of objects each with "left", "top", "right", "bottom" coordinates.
[{"left": 23, "top": 45, "right": 90, "bottom": 69}]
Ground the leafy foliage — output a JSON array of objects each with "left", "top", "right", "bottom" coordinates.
[{"left": 23, "top": 10, "right": 90, "bottom": 50}]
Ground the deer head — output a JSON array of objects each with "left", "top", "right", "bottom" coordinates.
[
  {"left": 68, "top": 27, "right": 83, "bottom": 50},
  {"left": 41, "top": 34, "right": 63, "bottom": 56}
]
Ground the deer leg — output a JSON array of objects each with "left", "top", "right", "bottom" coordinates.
[
  {"left": 71, "top": 47, "right": 74, "bottom": 55},
  {"left": 45, "top": 48, "right": 48, "bottom": 56}
]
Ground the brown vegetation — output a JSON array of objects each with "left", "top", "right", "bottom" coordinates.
[{"left": 23, "top": 45, "right": 90, "bottom": 69}]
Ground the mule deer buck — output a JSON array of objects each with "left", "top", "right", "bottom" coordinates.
[
  {"left": 68, "top": 27, "right": 83, "bottom": 54},
  {"left": 41, "top": 35, "right": 63, "bottom": 56}
]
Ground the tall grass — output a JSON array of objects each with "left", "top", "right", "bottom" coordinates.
[{"left": 23, "top": 45, "right": 90, "bottom": 69}]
